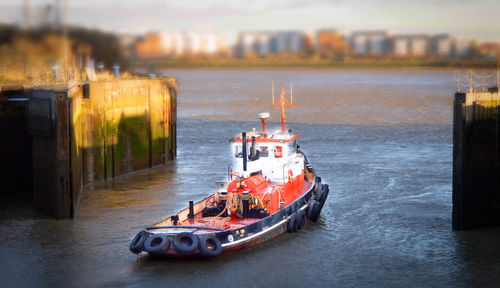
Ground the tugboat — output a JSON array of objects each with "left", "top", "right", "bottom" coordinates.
[{"left": 130, "top": 87, "right": 329, "bottom": 258}]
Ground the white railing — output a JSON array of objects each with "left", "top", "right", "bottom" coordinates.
[{"left": 454, "top": 70, "right": 499, "bottom": 93}]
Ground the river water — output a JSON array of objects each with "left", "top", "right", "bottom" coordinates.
[{"left": 1, "top": 69, "right": 499, "bottom": 287}]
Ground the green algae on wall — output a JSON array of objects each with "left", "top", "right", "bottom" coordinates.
[{"left": 27, "top": 77, "right": 177, "bottom": 218}]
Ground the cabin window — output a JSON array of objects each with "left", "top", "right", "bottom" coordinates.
[
  {"left": 258, "top": 146, "right": 268, "bottom": 157},
  {"left": 234, "top": 145, "right": 244, "bottom": 158}
]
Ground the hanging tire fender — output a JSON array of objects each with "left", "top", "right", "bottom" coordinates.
[
  {"left": 144, "top": 233, "right": 170, "bottom": 255},
  {"left": 173, "top": 232, "right": 199, "bottom": 255},
  {"left": 297, "top": 209, "right": 306, "bottom": 229},
  {"left": 287, "top": 213, "right": 299, "bottom": 233},
  {"left": 318, "top": 184, "right": 329, "bottom": 209},
  {"left": 316, "top": 184, "right": 329, "bottom": 204},
  {"left": 309, "top": 200, "right": 322, "bottom": 222},
  {"left": 130, "top": 230, "right": 149, "bottom": 254},
  {"left": 198, "top": 234, "right": 222, "bottom": 258},
  {"left": 314, "top": 176, "right": 322, "bottom": 192},
  {"left": 307, "top": 199, "right": 319, "bottom": 220}
]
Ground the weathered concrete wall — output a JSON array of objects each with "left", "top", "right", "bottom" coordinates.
[
  {"left": 1, "top": 77, "right": 177, "bottom": 219},
  {"left": 75, "top": 79, "right": 177, "bottom": 184},
  {"left": 453, "top": 89, "right": 500, "bottom": 230}
]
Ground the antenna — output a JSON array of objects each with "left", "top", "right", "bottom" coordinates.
[
  {"left": 272, "top": 82, "right": 275, "bottom": 104},
  {"left": 272, "top": 87, "right": 295, "bottom": 132}
]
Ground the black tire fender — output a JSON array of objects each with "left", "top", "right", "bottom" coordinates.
[
  {"left": 130, "top": 230, "right": 148, "bottom": 254},
  {"left": 309, "top": 201, "right": 322, "bottom": 222},
  {"left": 144, "top": 233, "right": 169, "bottom": 255},
  {"left": 287, "top": 213, "right": 299, "bottom": 233},
  {"left": 318, "top": 184, "right": 329, "bottom": 209},
  {"left": 316, "top": 184, "right": 328, "bottom": 204},
  {"left": 314, "top": 176, "right": 322, "bottom": 192},
  {"left": 198, "top": 234, "right": 222, "bottom": 258},
  {"left": 306, "top": 199, "right": 319, "bottom": 220},
  {"left": 297, "top": 209, "right": 306, "bottom": 229},
  {"left": 173, "top": 232, "right": 199, "bottom": 254}
]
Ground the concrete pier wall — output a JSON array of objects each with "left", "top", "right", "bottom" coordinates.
[
  {"left": 0, "top": 77, "right": 177, "bottom": 218},
  {"left": 453, "top": 89, "right": 500, "bottom": 230}
]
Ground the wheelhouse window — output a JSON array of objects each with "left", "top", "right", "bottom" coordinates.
[
  {"left": 258, "top": 146, "right": 268, "bottom": 157},
  {"left": 234, "top": 145, "right": 243, "bottom": 158}
]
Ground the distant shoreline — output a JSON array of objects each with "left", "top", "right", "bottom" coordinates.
[{"left": 130, "top": 58, "right": 498, "bottom": 70}]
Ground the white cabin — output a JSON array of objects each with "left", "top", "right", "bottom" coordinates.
[{"left": 229, "top": 129, "right": 304, "bottom": 183}]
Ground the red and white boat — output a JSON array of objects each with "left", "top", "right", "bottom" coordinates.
[{"left": 130, "top": 87, "right": 329, "bottom": 258}]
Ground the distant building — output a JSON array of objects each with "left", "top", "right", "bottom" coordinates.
[
  {"left": 274, "top": 31, "right": 305, "bottom": 54},
  {"left": 236, "top": 31, "right": 306, "bottom": 57},
  {"left": 173, "top": 32, "right": 186, "bottom": 56},
  {"left": 185, "top": 32, "right": 201, "bottom": 55},
  {"left": 478, "top": 42, "right": 500, "bottom": 58},
  {"left": 202, "top": 33, "right": 220, "bottom": 55},
  {"left": 392, "top": 36, "right": 410, "bottom": 56},
  {"left": 316, "top": 29, "right": 348, "bottom": 56},
  {"left": 257, "top": 33, "right": 273, "bottom": 55},
  {"left": 237, "top": 31, "right": 273, "bottom": 56},
  {"left": 409, "top": 35, "right": 430, "bottom": 57},
  {"left": 135, "top": 33, "right": 163, "bottom": 59},
  {"left": 392, "top": 35, "right": 430, "bottom": 57},
  {"left": 134, "top": 31, "right": 222, "bottom": 59},
  {"left": 303, "top": 33, "right": 315, "bottom": 53},
  {"left": 454, "top": 38, "right": 473, "bottom": 58},
  {"left": 350, "top": 31, "right": 388, "bottom": 56},
  {"left": 350, "top": 33, "right": 368, "bottom": 55},
  {"left": 392, "top": 34, "right": 487, "bottom": 59},
  {"left": 159, "top": 31, "right": 185, "bottom": 56},
  {"left": 432, "top": 34, "right": 453, "bottom": 57}
]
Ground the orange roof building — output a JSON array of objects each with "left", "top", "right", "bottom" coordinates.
[
  {"left": 135, "top": 33, "right": 163, "bottom": 59},
  {"left": 316, "top": 29, "right": 348, "bottom": 57}
]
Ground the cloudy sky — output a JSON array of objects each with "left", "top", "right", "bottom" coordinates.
[{"left": 1, "top": 0, "right": 499, "bottom": 44}]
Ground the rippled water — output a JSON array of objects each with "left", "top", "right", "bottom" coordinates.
[
  {"left": 171, "top": 68, "right": 454, "bottom": 125},
  {"left": 1, "top": 69, "right": 500, "bottom": 287}
]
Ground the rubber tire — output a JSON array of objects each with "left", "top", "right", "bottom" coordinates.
[
  {"left": 297, "top": 209, "right": 306, "bottom": 229},
  {"left": 130, "top": 230, "right": 148, "bottom": 254},
  {"left": 317, "top": 184, "right": 329, "bottom": 212},
  {"left": 306, "top": 199, "right": 319, "bottom": 219},
  {"left": 316, "top": 184, "right": 328, "bottom": 204},
  {"left": 173, "top": 232, "right": 199, "bottom": 255},
  {"left": 198, "top": 234, "right": 222, "bottom": 258},
  {"left": 287, "top": 214, "right": 299, "bottom": 233},
  {"left": 314, "top": 176, "right": 322, "bottom": 192},
  {"left": 144, "top": 233, "right": 170, "bottom": 255},
  {"left": 309, "top": 200, "right": 322, "bottom": 222},
  {"left": 319, "top": 184, "right": 329, "bottom": 206}
]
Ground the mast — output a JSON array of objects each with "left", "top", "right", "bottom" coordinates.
[{"left": 272, "top": 87, "right": 294, "bottom": 132}]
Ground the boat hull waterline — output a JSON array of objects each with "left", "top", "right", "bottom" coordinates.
[{"left": 130, "top": 175, "right": 329, "bottom": 258}]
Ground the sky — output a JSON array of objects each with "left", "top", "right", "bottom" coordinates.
[{"left": 0, "top": 0, "right": 499, "bottom": 45}]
